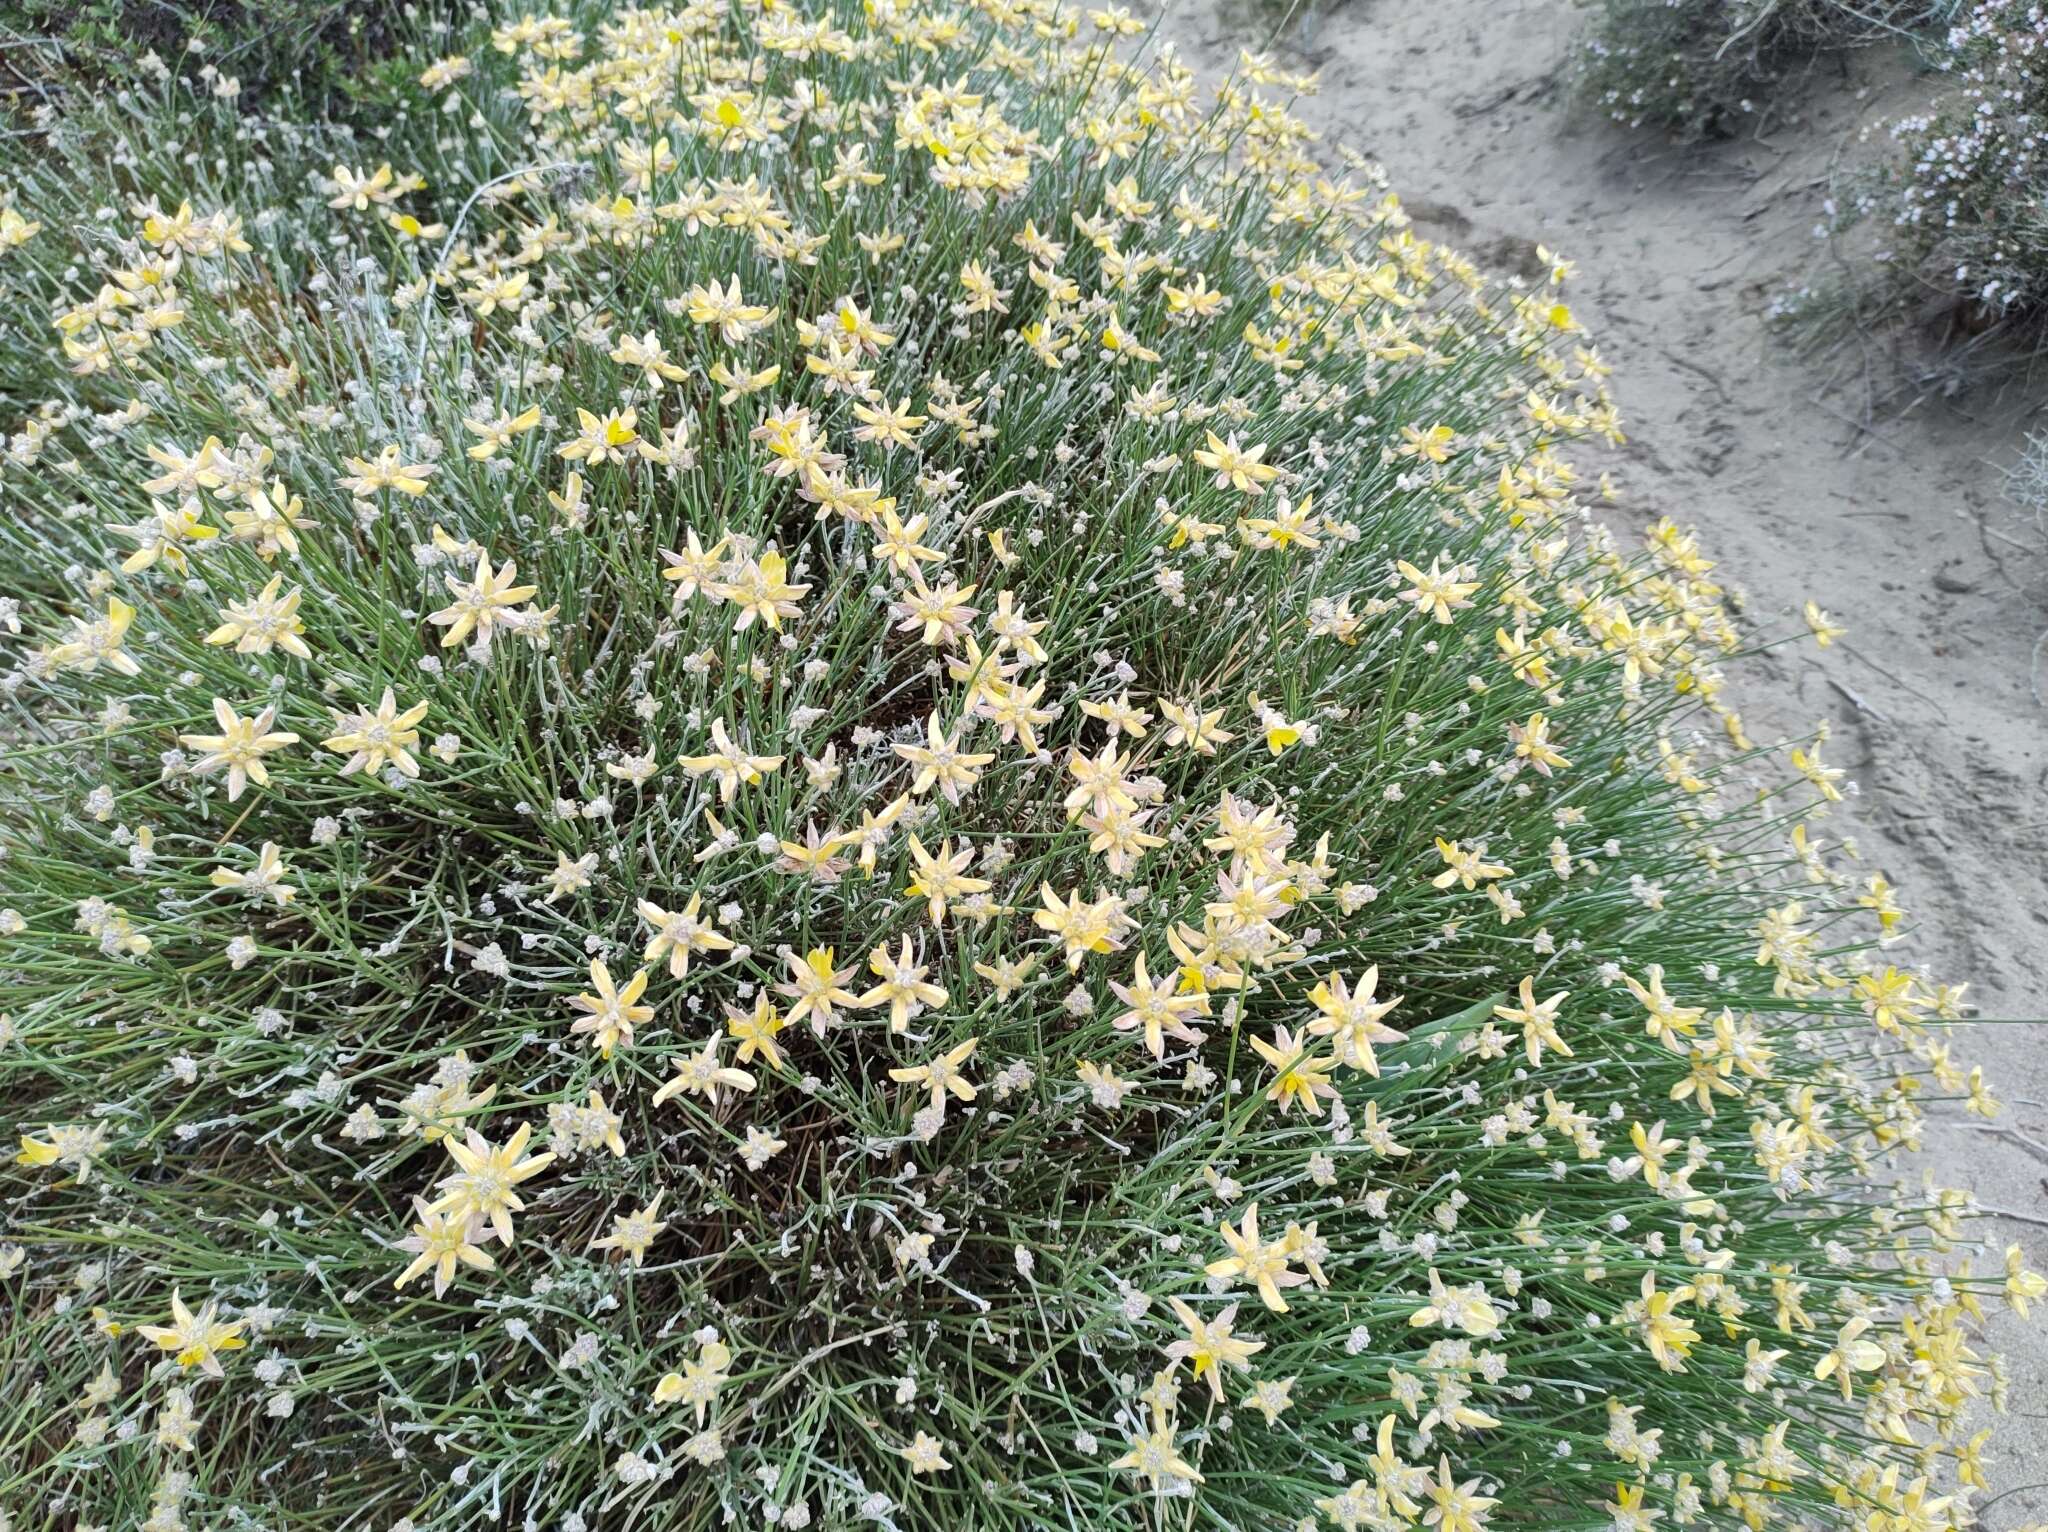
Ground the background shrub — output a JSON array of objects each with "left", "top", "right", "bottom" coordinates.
[
  {"left": 1854, "top": 1, "right": 2048, "bottom": 336},
  {"left": 1576, "top": 0, "right": 1956, "bottom": 139},
  {"left": 1, "top": 0, "right": 400, "bottom": 113}
]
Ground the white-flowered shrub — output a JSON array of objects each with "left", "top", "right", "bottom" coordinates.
[
  {"left": 1859, "top": 0, "right": 2048, "bottom": 329},
  {"left": 1578, "top": 0, "right": 1951, "bottom": 140}
]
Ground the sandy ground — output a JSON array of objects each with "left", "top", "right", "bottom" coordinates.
[{"left": 1157, "top": 0, "right": 2048, "bottom": 1515}]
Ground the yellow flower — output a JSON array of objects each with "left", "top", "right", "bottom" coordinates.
[
  {"left": 47, "top": 597, "right": 142, "bottom": 677},
  {"left": 427, "top": 553, "right": 540, "bottom": 653},
  {"left": 1109, "top": 1401, "right": 1204, "bottom": 1489},
  {"left": 887, "top": 1036, "right": 979, "bottom": 1117},
  {"left": 15, "top": 1122, "right": 109, "bottom": 1182},
  {"left": 207, "top": 841, "right": 296, "bottom": 906},
  {"left": 205, "top": 576, "right": 311, "bottom": 659},
  {"left": 905, "top": 835, "right": 991, "bottom": 924},
  {"left": 222, "top": 479, "right": 316, "bottom": 560},
  {"left": 0, "top": 205, "right": 42, "bottom": 250},
  {"left": 338, "top": 444, "right": 435, "bottom": 496},
  {"left": 1802, "top": 600, "right": 1845, "bottom": 647},
  {"left": 634, "top": 892, "right": 734, "bottom": 978},
  {"left": 850, "top": 395, "right": 927, "bottom": 450},
  {"left": 536, "top": 460, "right": 587, "bottom": 524},
  {"left": 1397, "top": 422, "right": 1457, "bottom": 462},
  {"left": 1789, "top": 740, "right": 1844, "bottom": 802},
  {"left": 1163, "top": 274, "right": 1229, "bottom": 321},
  {"left": 1063, "top": 740, "right": 1137, "bottom": 821},
  {"left": 1425, "top": 1458, "right": 1499, "bottom": 1532},
  {"left": 1099, "top": 307, "right": 1161, "bottom": 364},
  {"left": 856, "top": 937, "right": 947, "bottom": 1033},
  {"left": 1304, "top": 967, "right": 1404, "bottom": 1075},
  {"left": 1622, "top": 965, "right": 1704, "bottom": 1054},
  {"left": 871, "top": 508, "right": 943, "bottom": 575},
  {"left": 590, "top": 1191, "right": 669, "bottom": 1267},
  {"left": 660, "top": 527, "right": 730, "bottom": 599},
  {"left": 141, "top": 437, "right": 225, "bottom": 496},
  {"left": 685, "top": 275, "right": 777, "bottom": 343},
  {"left": 321, "top": 688, "right": 429, "bottom": 778},
  {"left": 429, "top": 1124, "right": 555, "bottom": 1246},
  {"left": 1205, "top": 1204, "right": 1305, "bottom": 1313},
  {"left": 1247, "top": 1026, "right": 1336, "bottom": 1117},
  {"left": 136, "top": 1290, "right": 248, "bottom": 1377},
  {"left": 775, "top": 948, "right": 860, "bottom": 1035},
  {"left": 1493, "top": 977, "right": 1571, "bottom": 1066},
  {"left": 1192, "top": 430, "right": 1279, "bottom": 495},
  {"left": 889, "top": 570, "right": 979, "bottom": 647},
  {"left": 556, "top": 407, "right": 640, "bottom": 465},
  {"left": 1813, "top": 1315, "right": 1886, "bottom": 1401},
  {"left": 1407, "top": 1268, "right": 1499, "bottom": 1338},
  {"left": 1238, "top": 494, "right": 1321, "bottom": 552},
  {"left": 1396, "top": 555, "right": 1480, "bottom": 624},
  {"left": 117, "top": 501, "right": 218, "bottom": 574},
  {"left": 394, "top": 1198, "right": 497, "bottom": 1297},
  {"left": 893, "top": 713, "right": 993, "bottom": 804},
  {"left": 1158, "top": 699, "right": 1235, "bottom": 755},
  {"left": 1163, "top": 1297, "right": 1263, "bottom": 1400},
  {"left": 1033, "top": 883, "right": 1124, "bottom": 970},
  {"left": 724, "top": 993, "right": 787, "bottom": 1069},
  {"left": 327, "top": 161, "right": 398, "bottom": 210},
  {"left": 2005, "top": 1244, "right": 2046, "bottom": 1319},
  {"left": 1635, "top": 1272, "right": 1699, "bottom": 1373},
  {"left": 651, "top": 1034, "right": 758, "bottom": 1108},
  {"left": 650, "top": 1336, "right": 733, "bottom": 1425},
  {"left": 566, "top": 959, "right": 654, "bottom": 1058},
  {"left": 387, "top": 210, "right": 447, "bottom": 240},
  {"left": 678, "top": 720, "right": 784, "bottom": 803},
  {"left": 1107, "top": 953, "right": 1209, "bottom": 1058},
  {"left": 1506, "top": 712, "right": 1570, "bottom": 776},
  {"left": 721, "top": 548, "right": 810, "bottom": 631},
  {"left": 898, "top": 1430, "right": 951, "bottom": 1475},
  {"left": 178, "top": 699, "right": 299, "bottom": 802},
  {"left": 609, "top": 329, "right": 686, "bottom": 385},
  {"left": 1159, "top": 505, "right": 1226, "bottom": 548},
  {"left": 1430, "top": 837, "right": 1510, "bottom": 891},
  {"left": 463, "top": 404, "right": 543, "bottom": 460}
]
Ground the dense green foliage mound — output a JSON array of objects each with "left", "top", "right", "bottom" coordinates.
[{"left": 0, "top": 3, "right": 2034, "bottom": 1529}]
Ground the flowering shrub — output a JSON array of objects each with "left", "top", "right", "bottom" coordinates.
[
  {"left": 1857, "top": 0, "right": 2048, "bottom": 329},
  {"left": 0, "top": 4, "right": 2037, "bottom": 1530},
  {"left": 12, "top": 0, "right": 398, "bottom": 109},
  {"left": 1577, "top": 0, "right": 1948, "bottom": 139}
]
